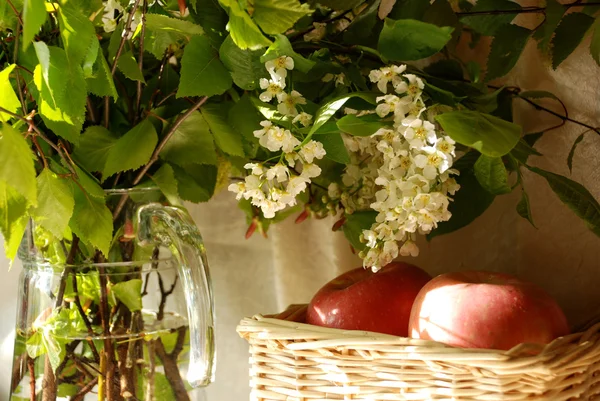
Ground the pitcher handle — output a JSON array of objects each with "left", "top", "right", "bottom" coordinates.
[{"left": 136, "top": 203, "right": 215, "bottom": 388}]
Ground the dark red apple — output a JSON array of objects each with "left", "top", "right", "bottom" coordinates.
[
  {"left": 408, "top": 271, "right": 570, "bottom": 350},
  {"left": 306, "top": 262, "right": 432, "bottom": 336}
]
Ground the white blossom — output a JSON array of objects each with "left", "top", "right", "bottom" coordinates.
[
  {"left": 369, "top": 65, "right": 407, "bottom": 93},
  {"left": 259, "top": 78, "right": 285, "bottom": 102},
  {"left": 292, "top": 112, "right": 313, "bottom": 127},
  {"left": 265, "top": 56, "right": 294, "bottom": 80},
  {"left": 299, "top": 140, "right": 326, "bottom": 163},
  {"left": 277, "top": 91, "right": 306, "bottom": 117}
]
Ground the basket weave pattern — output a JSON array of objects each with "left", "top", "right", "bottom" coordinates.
[{"left": 237, "top": 305, "right": 600, "bottom": 401}]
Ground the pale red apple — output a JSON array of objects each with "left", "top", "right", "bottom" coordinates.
[
  {"left": 306, "top": 262, "right": 432, "bottom": 336},
  {"left": 408, "top": 271, "right": 570, "bottom": 350}
]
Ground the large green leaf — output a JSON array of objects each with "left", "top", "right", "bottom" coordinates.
[
  {"left": 150, "top": 164, "right": 180, "bottom": 205},
  {"left": 336, "top": 114, "right": 388, "bottom": 137},
  {"left": 86, "top": 47, "right": 118, "bottom": 99},
  {"left": 428, "top": 169, "right": 496, "bottom": 240},
  {"left": 117, "top": 50, "right": 145, "bottom": 82},
  {"left": 486, "top": 25, "right": 531, "bottom": 81},
  {"left": 435, "top": 110, "right": 521, "bottom": 157},
  {"left": 261, "top": 34, "right": 316, "bottom": 73},
  {"left": 111, "top": 280, "right": 143, "bottom": 311},
  {"left": 228, "top": 94, "right": 262, "bottom": 158},
  {"left": 22, "top": 0, "right": 47, "bottom": 50},
  {"left": 219, "top": 35, "right": 268, "bottom": 90},
  {"left": 0, "top": 124, "right": 37, "bottom": 205},
  {"left": 0, "top": 64, "right": 20, "bottom": 122},
  {"left": 342, "top": 211, "right": 377, "bottom": 252},
  {"left": 218, "top": 0, "right": 272, "bottom": 50},
  {"left": 57, "top": 4, "right": 96, "bottom": 66},
  {"left": 31, "top": 169, "right": 75, "bottom": 238},
  {"left": 474, "top": 155, "right": 511, "bottom": 195},
  {"left": 590, "top": 19, "right": 600, "bottom": 66},
  {"left": 315, "top": 132, "right": 349, "bottom": 164},
  {"left": 533, "top": 0, "right": 565, "bottom": 53},
  {"left": 160, "top": 111, "right": 218, "bottom": 166},
  {"left": 510, "top": 138, "right": 542, "bottom": 164},
  {"left": 171, "top": 164, "right": 217, "bottom": 203},
  {"left": 309, "top": 92, "right": 378, "bottom": 136},
  {"left": 201, "top": 103, "right": 245, "bottom": 157},
  {"left": 0, "top": 181, "right": 28, "bottom": 261},
  {"left": 177, "top": 35, "right": 232, "bottom": 98},
  {"left": 73, "top": 126, "right": 118, "bottom": 173},
  {"left": 378, "top": 18, "right": 453, "bottom": 61},
  {"left": 551, "top": 12, "right": 595, "bottom": 69},
  {"left": 253, "top": 0, "right": 313, "bottom": 35},
  {"left": 103, "top": 119, "right": 158, "bottom": 179},
  {"left": 529, "top": 167, "right": 600, "bottom": 236},
  {"left": 144, "top": 14, "right": 204, "bottom": 59},
  {"left": 189, "top": 0, "right": 228, "bottom": 47},
  {"left": 460, "top": 0, "right": 521, "bottom": 36},
  {"left": 389, "top": 0, "right": 428, "bottom": 19},
  {"left": 70, "top": 185, "right": 112, "bottom": 255},
  {"left": 33, "top": 43, "right": 87, "bottom": 143}
]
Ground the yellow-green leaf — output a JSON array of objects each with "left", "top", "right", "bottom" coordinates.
[
  {"left": 0, "top": 124, "right": 37, "bottom": 205},
  {"left": 22, "top": 0, "right": 47, "bottom": 50},
  {"left": 103, "top": 119, "right": 158, "bottom": 179},
  {"left": 111, "top": 279, "right": 143, "bottom": 311},
  {"left": 0, "top": 64, "right": 21, "bottom": 122},
  {"left": 31, "top": 169, "right": 75, "bottom": 238}
]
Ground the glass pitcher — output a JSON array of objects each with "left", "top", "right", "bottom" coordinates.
[{"left": 9, "top": 188, "right": 215, "bottom": 401}]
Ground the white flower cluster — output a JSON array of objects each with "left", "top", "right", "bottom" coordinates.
[
  {"left": 330, "top": 65, "right": 460, "bottom": 271},
  {"left": 101, "top": 0, "right": 143, "bottom": 35},
  {"left": 228, "top": 57, "right": 326, "bottom": 218}
]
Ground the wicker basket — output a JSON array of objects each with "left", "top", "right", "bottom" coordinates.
[{"left": 237, "top": 304, "right": 600, "bottom": 401}]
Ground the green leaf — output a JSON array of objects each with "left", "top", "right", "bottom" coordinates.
[
  {"left": 219, "top": 35, "right": 267, "bottom": 90},
  {"left": 253, "top": 0, "right": 313, "bottom": 35},
  {"left": 336, "top": 114, "right": 388, "bottom": 136},
  {"left": 228, "top": 94, "right": 262, "bottom": 158},
  {"left": 551, "top": 12, "right": 595, "bottom": 69},
  {"left": 57, "top": 4, "right": 96, "bottom": 66},
  {"left": 423, "top": 0, "right": 461, "bottom": 50},
  {"left": 590, "top": 20, "right": 600, "bottom": 65},
  {"left": 342, "top": 211, "right": 377, "bottom": 252},
  {"left": 22, "top": 0, "right": 47, "bottom": 50},
  {"left": 315, "top": 132, "right": 349, "bottom": 164},
  {"left": 103, "top": 119, "right": 158, "bottom": 179},
  {"left": 144, "top": 13, "right": 204, "bottom": 59},
  {"left": 529, "top": 167, "right": 600, "bottom": 236},
  {"left": 523, "top": 131, "right": 545, "bottom": 148},
  {"left": 428, "top": 169, "right": 496, "bottom": 240},
  {"left": 378, "top": 18, "right": 453, "bottom": 61},
  {"left": 70, "top": 185, "right": 112, "bottom": 255},
  {"left": 189, "top": 0, "right": 228, "bottom": 47},
  {"left": 26, "top": 331, "right": 46, "bottom": 359},
  {"left": 160, "top": 111, "right": 217, "bottom": 166},
  {"left": 72, "top": 165, "right": 105, "bottom": 199},
  {"left": 424, "top": 82, "right": 465, "bottom": 106},
  {"left": 486, "top": 25, "right": 531, "bottom": 81},
  {"left": 111, "top": 279, "right": 143, "bottom": 312},
  {"left": 0, "top": 0, "right": 21, "bottom": 32},
  {"left": 31, "top": 169, "right": 75, "bottom": 238},
  {"left": 171, "top": 164, "right": 217, "bottom": 203},
  {"left": 510, "top": 138, "right": 542, "bottom": 164},
  {"left": 343, "top": 0, "right": 380, "bottom": 45},
  {"left": 0, "top": 124, "right": 37, "bottom": 205},
  {"left": 460, "top": 0, "right": 521, "bottom": 36},
  {"left": 389, "top": 0, "right": 428, "bottom": 20},
  {"left": 474, "top": 155, "right": 511, "bottom": 195},
  {"left": 86, "top": 47, "right": 118, "bottom": 100},
  {"left": 0, "top": 64, "right": 21, "bottom": 122},
  {"left": 177, "top": 35, "right": 232, "bottom": 98},
  {"left": 117, "top": 50, "right": 145, "bottom": 82},
  {"left": 533, "top": 0, "right": 565, "bottom": 52},
  {"left": 218, "top": 0, "right": 272, "bottom": 50},
  {"left": 567, "top": 132, "right": 586, "bottom": 173},
  {"left": 309, "top": 92, "right": 378, "bottom": 136},
  {"left": 82, "top": 38, "right": 100, "bottom": 78},
  {"left": 201, "top": 103, "right": 245, "bottom": 157},
  {"left": 516, "top": 189, "right": 535, "bottom": 228},
  {"left": 435, "top": 110, "right": 521, "bottom": 157},
  {"left": 0, "top": 181, "right": 28, "bottom": 261},
  {"left": 261, "top": 34, "right": 316, "bottom": 74},
  {"left": 150, "top": 164, "right": 180, "bottom": 205},
  {"left": 423, "top": 59, "right": 464, "bottom": 81},
  {"left": 310, "top": 0, "right": 364, "bottom": 10},
  {"left": 33, "top": 43, "right": 87, "bottom": 143},
  {"left": 73, "top": 126, "right": 118, "bottom": 173}
]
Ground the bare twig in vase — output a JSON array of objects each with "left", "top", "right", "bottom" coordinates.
[
  {"left": 27, "top": 357, "right": 36, "bottom": 401},
  {"left": 154, "top": 327, "right": 190, "bottom": 401},
  {"left": 71, "top": 377, "right": 99, "bottom": 401}
]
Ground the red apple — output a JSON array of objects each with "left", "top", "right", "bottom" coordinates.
[
  {"left": 306, "top": 262, "right": 432, "bottom": 336},
  {"left": 408, "top": 271, "right": 570, "bottom": 350}
]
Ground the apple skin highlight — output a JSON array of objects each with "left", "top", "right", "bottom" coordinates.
[
  {"left": 409, "top": 271, "right": 570, "bottom": 350},
  {"left": 306, "top": 262, "right": 432, "bottom": 337}
]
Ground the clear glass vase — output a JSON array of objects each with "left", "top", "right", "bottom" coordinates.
[{"left": 9, "top": 189, "right": 215, "bottom": 401}]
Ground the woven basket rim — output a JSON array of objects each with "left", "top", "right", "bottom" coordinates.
[{"left": 238, "top": 313, "right": 600, "bottom": 359}]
